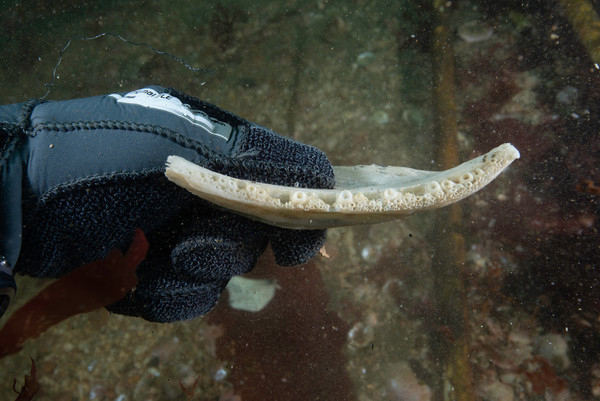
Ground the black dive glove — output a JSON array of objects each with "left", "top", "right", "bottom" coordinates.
[{"left": 0, "top": 86, "right": 334, "bottom": 322}]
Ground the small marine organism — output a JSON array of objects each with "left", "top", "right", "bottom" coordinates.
[
  {"left": 576, "top": 179, "right": 600, "bottom": 195},
  {"left": 12, "top": 356, "right": 39, "bottom": 401}
]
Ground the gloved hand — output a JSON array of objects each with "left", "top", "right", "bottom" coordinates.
[{"left": 0, "top": 86, "right": 334, "bottom": 322}]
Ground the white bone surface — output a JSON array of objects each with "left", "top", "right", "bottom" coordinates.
[{"left": 165, "top": 143, "right": 520, "bottom": 229}]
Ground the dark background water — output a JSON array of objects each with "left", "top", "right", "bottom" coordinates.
[{"left": 1, "top": 1, "right": 599, "bottom": 399}]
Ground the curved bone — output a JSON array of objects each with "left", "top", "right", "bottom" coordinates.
[{"left": 165, "top": 143, "right": 520, "bottom": 229}]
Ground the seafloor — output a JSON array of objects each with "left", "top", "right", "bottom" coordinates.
[{"left": 1, "top": 0, "right": 599, "bottom": 400}]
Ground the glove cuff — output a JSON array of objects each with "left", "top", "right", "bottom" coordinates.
[{"left": 0, "top": 258, "right": 16, "bottom": 318}]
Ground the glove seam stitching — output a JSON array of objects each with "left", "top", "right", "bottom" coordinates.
[{"left": 30, "top": 120, "right": 335, "bottom": 189}]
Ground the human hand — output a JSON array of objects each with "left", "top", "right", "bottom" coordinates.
[{"left": 0, "top": 86, "right": 334, "bottom": 322}]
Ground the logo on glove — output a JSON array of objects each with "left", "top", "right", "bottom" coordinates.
[{"left": 110, "top": 88, "right": 234, "bottom": 141}]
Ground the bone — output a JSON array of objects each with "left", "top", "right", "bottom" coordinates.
[{"left": 165, "top": 143, "right": 520, "bottom": 229}]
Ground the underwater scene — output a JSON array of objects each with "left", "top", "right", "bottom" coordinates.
[{"left": 1, "top": 0, "right": 600, "bottom": 399}]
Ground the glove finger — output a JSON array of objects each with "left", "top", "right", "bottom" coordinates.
[
  {"left": 269, "top": 228, "right": 327, "bottom": 266},
  {"left": 171, "top": 214, "right": 268, "bottom": 282},
  {"left": 106, "top": 229, "right": 226, "bottom": 323},
  {"left": 107, "top": 214, "right": 269, "bottom": 322},
  {"left": 107, "top": 273, "right": 224, "bottom": 323}
]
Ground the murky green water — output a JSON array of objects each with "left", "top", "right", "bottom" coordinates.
[{"left": 1, "top": 1, "right": 599, "bottom": 400}]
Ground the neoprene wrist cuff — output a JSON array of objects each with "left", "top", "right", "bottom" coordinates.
[{"left": 0, "top": 258, "right": 16, "bottom": 318}]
